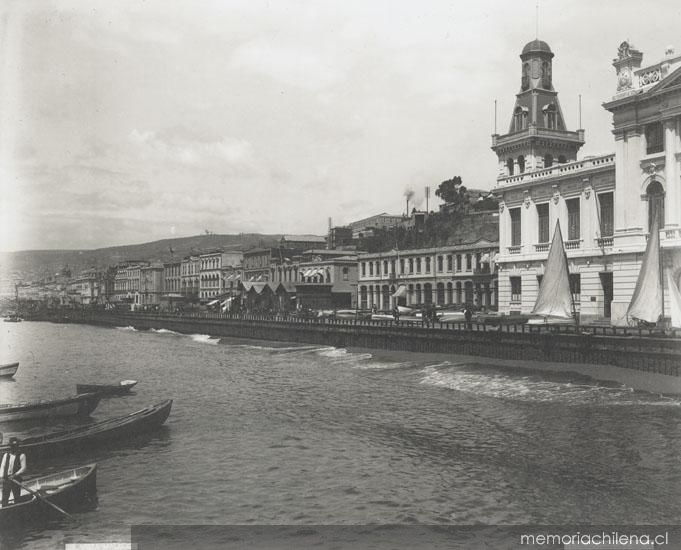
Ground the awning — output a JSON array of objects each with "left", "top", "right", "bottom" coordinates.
[
  {"left": 207, "top": 299, "right": 220, "bottom": 306},
  {"left": 392, "top": 285, "right": 407, "bottom": 298}
]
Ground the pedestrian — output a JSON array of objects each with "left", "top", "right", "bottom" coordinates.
[
  {"left": 392, "top": 305, "right": 400, "bottom": 325},
  {"left": 1, "top": 437, "right": 27, "bottom": 507},
  {"left": 464, "top": 304, "right": 473, "bottom": 330}
]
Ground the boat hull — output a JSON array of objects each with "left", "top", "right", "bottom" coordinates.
[
  {"left": 0, "top": 400, "right": 172, "bottom": 459},
  {"left": 0, "top": 394, "right": 101, "bottom": 422},
  {"left": 0, "top": 464, "right": 97, "bottom": 526},
  {"left": 0, "top": 362, "right": 19, "bottom": 378}
]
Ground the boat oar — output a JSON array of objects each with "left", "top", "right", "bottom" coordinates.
[{"left": 8, "top": 477, "right": 73, "bottom": 519}]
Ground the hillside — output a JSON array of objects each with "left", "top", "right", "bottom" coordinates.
[{"left": 0, "top": 233, "right": 282, "bottom": 283}]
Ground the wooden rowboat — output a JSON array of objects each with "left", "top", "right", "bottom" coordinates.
[
  {"left": 76, "top": 379, "right": 138, "bottom": 396},
  {"left": 0, "top": 393, "right": 101, "bottom": 423},
  {"left": 0, "top": 464, "right": 97, "bottom": 526},
  {"left": 0, "top": 400, "right": 172, "bottom": 459},
  {"left": 0, "top": 362, "right": 19, "bottom": 378}
]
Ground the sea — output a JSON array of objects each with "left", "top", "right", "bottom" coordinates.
[{"left": 1, "top": 321, "right": 681, "bottom": 549}]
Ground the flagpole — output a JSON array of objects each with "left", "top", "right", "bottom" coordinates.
[{"left": 659, "top": 212, "right": 665, "bottom": 329}]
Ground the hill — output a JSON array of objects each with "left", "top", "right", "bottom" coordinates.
[{"left": 0, "top": 233, "right": 283, "bottom": 284}]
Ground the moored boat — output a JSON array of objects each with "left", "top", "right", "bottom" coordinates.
[
  {"left": 0, "top": 362, "right": 19, "bottom": 378},
  {"left": 0, "top": 393, "right": 101, "bottom": 423},
  {"left": 76, "top": 379, "right": 138, "bottom": 396},
  {"left": 0, "top": 464, "right": 97, "bottom": 526},
  {"left": 0, "top": 400, "right": 172, "bottom": 459}
]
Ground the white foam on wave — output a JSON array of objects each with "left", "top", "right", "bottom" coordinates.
[
  {"left": 419, "top": 364, "right": 681, "bottom": 406},
  {"left": 115, "top": 326, "right": 137, "bottom": 331},
  {"left": 189, "top": 334, "right": 220, "bottom": 345},
  {"left": 150, "top": 328, "right": 180, "bottom": 335}
]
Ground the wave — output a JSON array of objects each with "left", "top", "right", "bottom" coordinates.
[
  {"left": 189, "top": 334, "right": 220, "bottom": 345},
  {"left": 419, "top": 364, "right": 681, "bottom": 406},
  {"left": 150, "top": 328, "right": 181, "bottom": 335},
  {"left": 115, "top": 326, "right": 137, "bottom": 331}
]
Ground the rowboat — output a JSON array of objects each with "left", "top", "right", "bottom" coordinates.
[
  {"left": 76, "top": 379, "right": 138, "bottom": 396},
  {"left": 0, "top": 400, "right": 172, "bottom": 459},
  {"left": 0, "top": 394, "right": 101, "bottom": 423},
  {"left": 0, "top": 362, "right": 19, "bottom": 378},
  {"left": 0, "top": 464, "right": 97, "bottom": 526}
]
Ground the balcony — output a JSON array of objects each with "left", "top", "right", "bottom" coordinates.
[
  {"left": 661, "top": 227, "right": 681, "bottom": 248},
  {"left": 595, "top": 236, "right": 614, "bottom": 248},
  {"left": 534, "top": 243, "right": 549, "bottom": 253},
  {"left": 507, "top": 245, "right": 521, "bottom": 255},
  {"left": 564, "top": 239, "right": 581, "bottom": 250}
]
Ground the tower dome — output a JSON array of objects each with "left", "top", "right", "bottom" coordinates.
[{"left": 521, "top": 39, "right": 553, "bottom": 58}]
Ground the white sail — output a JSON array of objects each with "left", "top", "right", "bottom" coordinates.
[
  {"left": 666, "top": 271, "right": 681, "bottom": 329},
  {"left": 627, "top": 210, "right": 662, "bottom": 323},
  {"left": 532, "top": 221, "right": 573, "bottom": 319}
]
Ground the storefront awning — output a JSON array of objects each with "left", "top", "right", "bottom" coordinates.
[{"left": 392, "top": 285, "right": 407, "bottom": 298}]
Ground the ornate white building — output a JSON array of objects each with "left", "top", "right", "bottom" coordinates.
[{"left": 493, "top": 39, "right": 681, "bottom": 325}]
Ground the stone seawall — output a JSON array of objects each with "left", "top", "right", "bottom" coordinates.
[{"left": 59, "top": 311, "right": 681, "bottom": 380}]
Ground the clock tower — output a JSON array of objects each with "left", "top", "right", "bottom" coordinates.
[{"left": 491, "top": 39, "right": 585, "bottom": 179}]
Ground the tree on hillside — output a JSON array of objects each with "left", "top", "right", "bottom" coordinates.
[{"left": 435, "top": 176, "right": 470, "bottom": 215}]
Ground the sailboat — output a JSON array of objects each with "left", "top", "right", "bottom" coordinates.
[
  {"left": 527, "top": 221, "right": 576, "bottom": 325},
  {"left": 627, "top": 209, "right": 666, "bottom": 326}
]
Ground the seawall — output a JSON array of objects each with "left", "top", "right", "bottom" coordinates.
[{"left": 50, "top": 310, "right": 681, "bottom": 394}]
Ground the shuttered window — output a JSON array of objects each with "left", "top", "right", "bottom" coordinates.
[
  {"left": 566, "top": 198, "right": 580, "bottom": 241},
  {"left": 537, "top": 203, "right": 550, "bottom": 243}
]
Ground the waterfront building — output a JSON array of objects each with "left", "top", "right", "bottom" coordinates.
[
  {"left": 327, "top": 225, "right": 354, "bottom": 249},
  {"left": 65, "top": 269, "right": 103, "bottom": 306},
  {"left": 493, "top": 39, "right": 681, "bottom": 325},
  {"left": 492, "top": 39, "right": 615, "bottom": 322},
  {"left": 199, "top": 250, "right": 243, "bottom": 302},
  {"left": 113, "top": 261, "right": 149, "bottom": 306},
  {"left": 180, "top": 255, "right": 200, "bottom": 302},
  {"left": 139, "top": 264, "right": 164, "bottom": 307},
  {"left": 163, "top": 260, "right": 182, "bottom": 295},
  {"left": 603, "top": 42, "right": 681, "bottom": 324},
  {"left": 270, "top": 250, "right": 359, "bottom": 310},
  {"left": 358, "top": 241, "right": 498, "bottom": 311},
  {"left": 242, "top": 247, "right": 300, "bottom": 282}
]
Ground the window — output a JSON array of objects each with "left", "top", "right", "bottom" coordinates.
[
  {"left": 570, "top": 274, "right": 581, "bottom": 302},
  {"left": 510, "top": 277, "right": 522, "bottom": 302},
  {"left": 447, "top": 255, "right": 453, "bottom": 272},
  {"left": 437, "top": 256, "right": 443, "bottom": 272},
  {"left": 466, "top": 254, "right": 472, "bottom": 271},
  {"left": 425, "top": 258, "right": 431, "bottom": 273},
  {"left": 390, "top": 260, "right": 395, "bottom": 275},
  {"left": 342, "top": 267, "right": 349, "bottom": 281},
  {"left": 510, "top": 208, "right": 522, "bottom": 246},
  {"left": 409, "top": 259, "right": 414, "bottom": 273},
  {"left": 544, "top": 154, "right": 553, "bottom": 168},
  {"left": 456, "top": 255, "right": 462, "bottom": 271},
  {"left": 416, "top": 258, "right": 422, "bottom": 273},
  {"left": 400, "top": 259, "right": 405, "bottom": 274},
  {"left": 517, "top": 155, "right": 526, "bottom": 174},
  {"left": 544, "top": 104, "right": 557, "bottom": 129},
  {"left": 567, "top": 198, "right": 580, "bottom": 240},
  {"left": 436, "top": 283, "right": 445, "bottom": 305},
  {"left": 369, "top": 262, "right": 374, "bottom": 276},
  {"left": 558, "top": 155, "right": 567, "bottom": 164},
  {"left": 383, "top": 260, "right": 388, "bottom": 274},
  {"left": 507, "top": 158, "right": 514, "bottom": 176},
  {"left": 598, "top": 192, "right": 614, "bottom": 237},
  {"left": 514, "top": 107, "right": 528, "bottom": 130},
  {"left": 645, "top": 122, "right": 664, "bottom": 155},
  {"left": 376, "top": 261, "right": 381, "bottom": 276},
  {"left": 537, "top": 203, "right": 550, "bottom": 243}
]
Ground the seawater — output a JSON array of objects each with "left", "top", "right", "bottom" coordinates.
[{"left": 1, "top": 321, "right": 681, "bottom": 549}]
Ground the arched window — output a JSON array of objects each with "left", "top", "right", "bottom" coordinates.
[
  {"left": 517, "top": 155, "right": 526, "bottom": 173},
  {"left": 507, "top": 158, "right": 514, "bottom": 176},
  {"left": 456, "top": 282, "right": 462, "bottom": 303},
  {"left": 446, "top": 282, "right": 453, "bottom": 304},
  {"left": 521, "top": 63, "right": 530, "bottom": 91},
  {"left": 647, "top": 181, "right": 665, "bottom": 230},
  {"left": 436, "top": 283, "right": 445, "bottom": 305},
  {"left": 415, "top": 284, "right": 422, "bottom": 304},
  {"left": 541, "top": 61, "right": 552, "bottom": 89},
  {"left": 544, "top": 154, "right": 553, "bottom": 168},
  {"left": 514, "top": 107, "right": 528, "bottom": 131}
]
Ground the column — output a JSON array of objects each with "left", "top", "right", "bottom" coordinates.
[{"left": 664, "top": 118, "right": 679, "bottom": 226}]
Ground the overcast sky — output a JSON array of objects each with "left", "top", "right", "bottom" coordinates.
[{"left": 1, "top": 0, "right": 680, "bottom": 251}]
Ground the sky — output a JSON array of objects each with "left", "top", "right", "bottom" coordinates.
[{"left": 1, "top": 0, "right": 680, "bottom": 251}]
